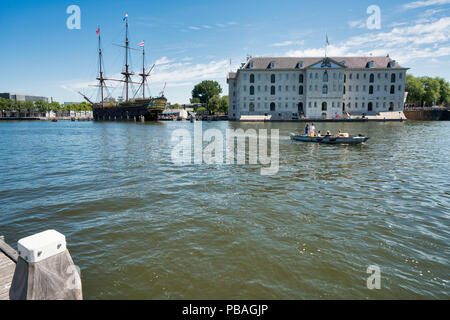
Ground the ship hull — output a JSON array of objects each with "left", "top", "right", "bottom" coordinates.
[
  {"left": 92, "top": 99, "right": 165, "bottom": 121},
  {"left": 93, "top": 105, "right": 161, "bottom": 121}
]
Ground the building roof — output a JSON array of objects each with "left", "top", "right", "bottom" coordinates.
[{"left": 228, "top": 57, "right": 407, "bottom": 78}]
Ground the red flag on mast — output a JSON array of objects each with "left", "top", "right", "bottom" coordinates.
[{"left": 96, "top": 27, "right": 100, "bottom": 34}]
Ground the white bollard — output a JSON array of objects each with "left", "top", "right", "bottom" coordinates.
[{"left": 10, "top": 230, "right": 82, "bottom": 300}]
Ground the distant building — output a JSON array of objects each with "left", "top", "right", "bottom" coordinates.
[
  {"left": 0, "top": 92, "right": 49, "bottom": 103},
  {"left": 227, "top": 56, "right": 408, "bottom": 120}
]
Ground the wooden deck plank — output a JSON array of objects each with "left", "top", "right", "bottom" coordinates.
[{"left": 0, "top": 238, "right": 17, "bottom": 301}]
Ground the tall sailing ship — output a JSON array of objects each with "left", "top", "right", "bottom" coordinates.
[{"left": 79, "top": 13, "right": 166, "bottom": 121}]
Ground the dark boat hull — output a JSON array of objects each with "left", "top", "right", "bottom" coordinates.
[
  {"left": 92, "top": 100, "right": 165, "bottom": 121},
  {"left": 290, "top": 133, "right": 369, "bottom": 145}
]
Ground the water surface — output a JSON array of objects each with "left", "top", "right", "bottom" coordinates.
[{"left": 0, "top": 120, "right": 448, "bottom": 299}]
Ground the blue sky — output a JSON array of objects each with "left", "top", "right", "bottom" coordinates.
[{"left": 0, "top": 0, "right": 449, "bottom": 104}]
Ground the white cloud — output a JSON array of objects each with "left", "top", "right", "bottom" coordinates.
[
  {"left": 188, "top": 26, "right": 201, "bottom": 30},
  {"left": 348, "top": 19, "right": 367, "bottom": 29},
  {"left": 271, "top": 40, "right": 305, "bottom": 47},
  {"left": 285, "top": 17, "right": 450, "bottom": 63},
  {"left": 150, "top": 59, "right": 229, "bottom": 85},
  {"left": 403, "top": 0, "right": 450, "bottom": 9},
  {"left": 155, "top": 56, "right": 176, "bottom": 65}
]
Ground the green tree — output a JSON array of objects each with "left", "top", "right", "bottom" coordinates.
[
  {"left": 192, "top": 80, "right": 222, "bottom": 104},
  {"left": 34, "top": 100, "right": 48, "bottom": 112},
  {"left": 172, "top": 103, "right": 181, "bottom": 109},
  {"left": 190, "top": 97, "right": 201, "bottom": 104},
  {"left": 219, "top": 95, "right": 229, "bottom": 114},
  {"left": 435, "top": 77, "right": 450, "bottom": 105},
  {"left": 207, "top": 95, "right": 221, "bottom": 114},
  {"left": 50, "top": 101, "right": 61, "bottom": 112},
  {"left": 0, "top": 97, "right": 10, "bottom": 111},
  {"left": 406, "top": 74, "right": 425, "bottom": 104},
  {"left": 420, "top": 77, "right": 441, "bottom": 107}
]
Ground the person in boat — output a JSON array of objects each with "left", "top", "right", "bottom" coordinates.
[
  {"left": 310, "top": 123, "right": 316, "bottom": 137},
  {"left": 335, "top": 129, "right": 349, "bottom": 138},
  {"left": 325, "top": 130, "right": 331, "bottom": 137},
  {"left": 317, "top": 130, "right": 322, "bottom": 137},
  {"left": 304, "top": 124, "right": 309, "bottom": 136}
]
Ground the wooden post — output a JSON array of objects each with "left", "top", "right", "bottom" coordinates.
[{"left": 9, "top": 230, "right": 82, "bottom": 300}]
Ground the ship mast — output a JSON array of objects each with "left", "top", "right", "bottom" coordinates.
[
  {"left": 122, "top": 13, "right": 134, "bottom": 102},
  {"left": 96, "top": 26, "right": 106, "bottom": 107},
  {"left": 138, "top": 44, "right": 151, "bottom": 100}
]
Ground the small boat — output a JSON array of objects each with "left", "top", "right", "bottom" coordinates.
[
  {"left": 52, "top": 119, "right": 58, "bottom": 122},
  {"left": 290, "top": 133, "right": 369, "bottom": 145}
]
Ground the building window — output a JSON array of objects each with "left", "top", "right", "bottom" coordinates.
[
  {"left": 344, "top": 74, "right": 347, "bottom": 83},
  {"left": 390, "top": 85, "right": 395, "bottom": 94},
  {"left": 285, "top": 85, "right": 289, "bottom": 91},
  {"left": 271, "top": 74, "right": 276, "bottom": 83},
  {"left": 250, "top": 74, "right": 255, "bottom": 83},
  {"left": 270, "top": 102, "right": 276, "bottom": 111},
  {"left": 323, "top": 71, "right": 328, "bottom": 82},
  {"left": 369, "top": 85, "right": 374, "bottom": 94},
  {"left": 315, "top": 73, "right": 318, "bottom": 79},
  {"left": 389, "top": 102, "right": 394, "bottom": 111},
  {"left": 368, "top": 102, "right": 373, "bottom": 111},
  {"left": 299, "top": 86, "right": 303, "bottom": 95},
  {"left": 370, "top": 74, "right": 374, "bottom": 83},
  {"left": 250, "top": 86, "right": 254, "bottom": 95},
  {"left": 243, "top": 86, "right": 247, "bottom": 92},
  {"left": 269, "top": 61, "right": 275, "bottom": 69},
  {"left": 271, "top": 86, "right": 276, "bottom": 95},
  {"left": 249, "top": 102, "right": 255, "bottom": 112},
  {"left": 399, "top": 73, "right": 403, "bottom": 79},
  {"left": 391, "top": 74, "right": 396, "bottom": 83},
  {"left": 278, "top": 85, "right": 282, "bottom": 92},
  {"left": 322, "top": 85, "right": 328, "bottom": 94},
  {"left": 299, "top": 74, "right": 304, "bottom": 83},
  {"left": 322, "top": 102, "right": 327, "bottom": 111}
]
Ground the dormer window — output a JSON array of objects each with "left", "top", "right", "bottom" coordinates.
[
  {"left": 387, "top": 60, "right": 396, "bottom": 68},
  {"left": 296, "top": 61, "right": 303, "bottom": 69},
  {"left": 340, "top": 61, "right": 346, "bottom": 66},
  {"left": 247, "top": 61, "right": 254, "bottom": 69},
  {"left": 268, "top": 61, "right": 275, "bottom": 69},
  {"left": 366, "top": 61, "right": 374, "bottom": 68}
]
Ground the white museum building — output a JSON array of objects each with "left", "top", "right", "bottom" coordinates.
[{"left": 227, "top": 56, "right": 408, "bottom": 120}]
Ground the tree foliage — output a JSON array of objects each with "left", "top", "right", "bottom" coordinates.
[
  {"left": 0, "top": 98, "right": 92, "bottom": 112},
  {"left": 406, "top": 74, "right": 449, "bottom": 106},
  {"left": 192, "top": 80, "right": 222, "bottom": 104}
]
